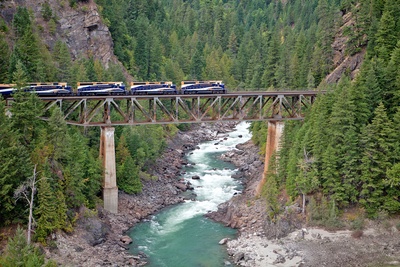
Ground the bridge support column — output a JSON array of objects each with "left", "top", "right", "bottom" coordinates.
[
  {"left": 256, "top": 121, "right": 284, "bottom": 196},
  {"left": 100, "top": 127, "right": 118, "bottom": 213}
]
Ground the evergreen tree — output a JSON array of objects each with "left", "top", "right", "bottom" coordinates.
[
  {"left": 10, "top": 61, "right": 44, "bottom": 149},
  {"left": 53, "top": 40, "right": 72, "bottom": 82},
  {"left": 35, "top": 171, "right": 66, "bottom": 244},
  {"left": 0, "top": 227, "right": 52, "bottom": 267},
  {"left": 262, "top": 154, "right": 280, "bottom": 221},
  {"left": 0, "top": 32, "right": 10, "bottom": 82},
  {"left": 0, "top": 99, "right": 31, "bottom": 224},
  {"left": 359, "top": 103, "right": 396, "bottom": 216},
  {"left": 374, "top": 9, "right": 397, "bottom": 61}
]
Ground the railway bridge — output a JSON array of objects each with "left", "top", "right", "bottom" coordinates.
[{"left": 6, "top": 90, "right": 323, "bottom": 213}]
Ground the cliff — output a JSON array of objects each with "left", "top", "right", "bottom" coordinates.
[
  {"left": 325, "top": 8, "right": 366, "bottom": 84},
  {"left": 0, "top": 0, "right": 125, "bottom": 72}
]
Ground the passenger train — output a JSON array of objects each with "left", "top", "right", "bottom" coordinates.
[{"left": 0, "top": 80, "right": 226, "bottom": 97}]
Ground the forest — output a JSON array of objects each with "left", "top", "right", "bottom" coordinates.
[{"left": 0, "top": 0, "right": 400, "bottom": 263}]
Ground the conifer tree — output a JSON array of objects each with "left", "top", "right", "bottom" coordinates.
[
  {"left": 0, "top": 32, "right": 10, "bottom": 82},
  {"left": 35, "top": 171, "right": 66, "bottom": 244},
  {"left": 327, "top": 79, "right": 360, "bottom": 204},
  {"left": 384, "top": 41, "right": 400, "bottom": 114},
  {"left": 374, "top": 9, "right": 397, "bottom": 61},
  {"left": 53, "top": 40, "right": 72, "bottom": 82},
  {"left": 0, "top": 227, "right": 49, "bottom": 267},
  {"left": 359, "top": 103, "right": 396, "bottom": 215},
  {"left": 0, "top": 99, "right": 31, "bottom": 224},
  {"left": 10, "top": 61, "right": 44, "bottom": 149},
  {"left": 262, "top": 154, "right": 280, "bottom": 221}
]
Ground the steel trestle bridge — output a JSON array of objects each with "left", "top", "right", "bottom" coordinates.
[
  {"left": 7, "top": 91, "right": 323, "bottom": 126},
  {"left": 5, "top": 90, "right": 323, "bottom": 213}
]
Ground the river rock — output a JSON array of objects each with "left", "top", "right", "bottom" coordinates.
[
  {"left": 175, "top": 183, "right": 187, "bottom": 191},
  {"left": 234, "top": 252, "right": 245, "bottom": 262},
  {"left": 273, "top": 254, "right": 286, "bottom": 264},
  {"left": 219, "top": 238, "right": 230, "bottom": 245},
  {"left": 120, "top": 235, "right": 133, "bottom": 244},
  {"left": 192, "top": 175, "right": 200, "bottom": 180}
]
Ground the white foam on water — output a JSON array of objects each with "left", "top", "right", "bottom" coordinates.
[{"left": 147, "top": 122, "right": 251, "bottom": 237}]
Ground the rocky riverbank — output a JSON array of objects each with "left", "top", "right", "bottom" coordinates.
[
  {"left": 209, "top": 140, "right": 400, "bottom": 267},
  {"left": 45, "top": 122, "right": 238, "bottom": 266},
  {"left": 43, "top": 122, "right": 400, "bottom": 267}
]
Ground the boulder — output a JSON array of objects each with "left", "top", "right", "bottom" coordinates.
[
  {"left": 234, "top": 252, "right": 245, "bottom": 262},
  {"left": 120, "top": 235, "right": 133, "bottom": 244},
  {"left": 175, "top": 183, "right": 187, "bottom": 191},
  {"left": 192, "top": 175, "right": 200, "bottom": 180},
  {"left": 219, "top": 238, "right": 230, "bottom": 245}
]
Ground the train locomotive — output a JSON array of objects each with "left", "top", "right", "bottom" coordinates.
[
  {"left": 130, "top": 81, "right": 177, "bottom": 95},
  {"left": 181, "top": 80, "right": 226, "bottom": 94},
  {"left": 0, "top": 82, "right": 72, "bottom": 96},
  {"left": 77, "top": 82, "right": 126, "bottom": 96},
  {"left": 0, "top": 80, "right": 227, "bottom": 97}
]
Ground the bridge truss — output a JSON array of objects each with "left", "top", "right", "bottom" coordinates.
[{"left": 16, "top": 91, "right": 322, "bottom": 126}]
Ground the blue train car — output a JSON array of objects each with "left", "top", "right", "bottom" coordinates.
[
  {"left": 77, "top": 82, "right": 126, "bottom": 96},
  {"left": 0, "top": 82, "right": 72, "bottom": 97},
  {"left": 130, "top": 81, "right": 177, "bottom": 95},
  {"left": 25, "top": 82, "right": 72, "bottom": 96},
  {"left": 0, "top": 84, "right": 17, "bottom": 96},
  {"left": 180, "top": 80, "right": 226, "bottom": 94}
]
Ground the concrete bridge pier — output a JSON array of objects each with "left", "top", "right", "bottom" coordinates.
[
  {"left": 255, "top": 121, "right": 284, "bottom": 196},
  {"left": 100, "top": 126, "right": 118, "bottom": 213}
]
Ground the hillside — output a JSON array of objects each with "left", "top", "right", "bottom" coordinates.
[{"left": 0, "top": 0, "right": 129, "bottom": 84}]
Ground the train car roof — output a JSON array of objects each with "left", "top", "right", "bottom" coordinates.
[{"left": 78, "top": 82, "right": 124, "bottom": 86}]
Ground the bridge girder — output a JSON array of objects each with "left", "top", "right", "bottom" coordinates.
[{"left": 30, "top": 91, "right": 320, "bottom": 126}]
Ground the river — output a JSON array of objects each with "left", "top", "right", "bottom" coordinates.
[{"left": 128, "top": 122, "right": 252, "bottom": 267}]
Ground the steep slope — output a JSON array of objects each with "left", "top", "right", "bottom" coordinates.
[
  {"left": 0, "top": 0, "right": 122, "bottom": 70},
  {"left": 326, "top": 8, "right": 366, "bottom": 83}
]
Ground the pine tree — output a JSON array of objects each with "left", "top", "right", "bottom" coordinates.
[
  {"left": 0, "top": 99, "right": 31, "bottom": 224},
  {"left": 359, "top": 103, "right": 396, "bottom": 216},
  {"left": 261, "top": 154, "right": 280, "bottom": 221},
  {"left": 53, "top": 40, "right": 72, "bottom": 82},
  {"left": 0, "top": 227, "right": 47, "bottom": 267},
  {"left": 384, "top": 41, "right": 400, "bottom": 115},
  {"left": 10, "top": 61, "right": 44, "bottom": 149},
  {"left": 0, "top": 32, "right": 10, "bottom": 82},
  {"left": 261, "top": 33, "right": 279, "bottom": 88},
  {"left": 35, "top": 172, "right": 64, "bottom": 244},
  {"left": 326, "top": 80, "right": 360, "bottom": 204},
  {"left": 374, "top": 9, "right": 397, "bottom": 61}
]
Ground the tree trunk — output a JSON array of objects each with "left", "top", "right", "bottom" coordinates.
[{"left": 27, "top": 165, "right": 36, "bottom": 245}]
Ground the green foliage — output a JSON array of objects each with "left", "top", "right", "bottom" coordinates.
[
  {"left": 35, "top": 173, "right": 67, "bottom": 244},
  {"left": 0, "top": 100, "right": 31, "bottom": 223},
  {"left": 41, "top": 2, "right": 53, "bottom": 21},
  {"left": 250, "top": 121, "right": 268, "bottom": 155},
  {"left": 116, "top": 134, "right": 142, "bottom": 194},
  {"left": 359, "top": 103, "right": 397, "bottom": 216},
  {"left": 261, "top": 153, "right": 280, "bottom": 221},
  {"left": 307, "top": 196, "right": 342, "bottom": 229},
  {"left": 0, "top": 227, "right": 46, "bottom": 267}
]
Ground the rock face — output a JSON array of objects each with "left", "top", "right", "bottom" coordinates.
[
  {"left": 325, "top": 9, "right": 366, "bottom": 83},
  {"left": 1, "top": 0, "right": 123, "bottom": 71}
]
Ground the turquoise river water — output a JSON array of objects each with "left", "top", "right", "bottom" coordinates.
[{"left": 128, "top": 122, "right": 252, "bottom": 267}]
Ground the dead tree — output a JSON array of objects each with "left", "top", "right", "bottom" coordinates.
[{"left": 14, "top": 165, "right": 38, "bottom": 245}]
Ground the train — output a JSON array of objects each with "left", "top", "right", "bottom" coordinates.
[{"left": 0, "top": 80, "right": 226, "bottom": 97}]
